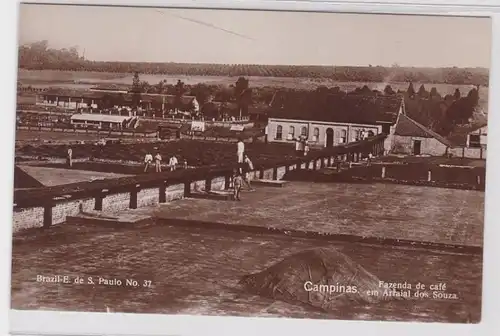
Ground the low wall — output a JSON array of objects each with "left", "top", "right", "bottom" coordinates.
[
  {"left": 450, "top": 147, "right": 487, "bottom": 160},
  {"left": 16, "top": 125, "right": 157, "bottom": 138},
  {"left": 12, "top": 135, "right": 387, "bottom": 233},
  {"left": 313, "top": 163, "right": 486, "bottom": 190},
  {"left": 12, "top": 158, "right": 337, "bottom": 233}
]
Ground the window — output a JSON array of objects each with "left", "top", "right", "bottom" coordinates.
[
  {"left": 340, "top": 129, "right": 347, "bottom": 143},
  {"left": 287, "top": 126, "right": 295, "bottom": 140},
  {"left": 276, "top": 125, "right": 283, "bottom": 140},
  {"left": 469, "top": 134, "right": 481, "bottom": 148},
  {"left": 312, "top": 127, "right": 320, "bottom": 142},
  {"left": 301, "top": 126, "right": 308, "bottom": 137}
]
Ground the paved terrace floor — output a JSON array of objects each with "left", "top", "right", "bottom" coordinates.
[
  {"left": 152, "top": 181, "right": 484, "bottom": 247},
  {"left": 11, "top": 182, "right": 484, "bottom": 322},
  {"left": 17, "top": 165, "right": 130, "bottom": 186}
]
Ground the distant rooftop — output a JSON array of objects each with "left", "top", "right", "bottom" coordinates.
[
  {"left": 269, "top": 91, "right": 402, "bottom": 125},
  {"left": 71, "top": 113, "right": 131, "bottom": 123},
  {"left": 89, "top": 84, "right": 130, "bottom": 92},
  {"left": 394, "top": 113, "right": 454, "bottom": 147}
]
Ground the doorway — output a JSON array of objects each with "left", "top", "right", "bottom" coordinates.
[
  {"left": 413, "top": 140, "right": 422, "bottom": 155},
  {"left": 326, "top": 128, "right": 334, "bottom": 147}
]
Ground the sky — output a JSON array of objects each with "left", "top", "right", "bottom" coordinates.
[{"left": 18, "top": 3, "right": 492, "bottom": 68}]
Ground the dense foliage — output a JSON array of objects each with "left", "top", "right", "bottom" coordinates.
[{"left": 19, "top": 41, "right": 489, "bottom": 86}]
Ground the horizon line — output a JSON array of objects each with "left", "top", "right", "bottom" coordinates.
[{"left": 18, "top": 61, "right": 490, "bottom": 70}]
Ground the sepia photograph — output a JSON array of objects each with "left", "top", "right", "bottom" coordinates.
[{"left": 11, "top": 3, "right": 491, "bottom": 324}]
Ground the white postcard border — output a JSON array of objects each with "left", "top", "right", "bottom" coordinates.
[{"left": 2, "top": 1, "right": 500, "bottom": 336}]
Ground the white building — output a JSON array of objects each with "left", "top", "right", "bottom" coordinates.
[
  {"left": 70, "top": 114, "right": 132, "bottom": 130},
  {"left": 448, "top": 123, "right": 487, "bottom": 159},
  {"left": 266, "top": 93, "right": 403, "bottom": 153}
]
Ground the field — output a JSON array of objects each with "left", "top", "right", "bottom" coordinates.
[
  {"left": 15, "top": 130, "right": 128, "bottom": 143},
  {"left": 16, "top": 140, "right": 304, "bottom": 167},
  {"left": 17, "top": 69, "right": 489, "bottom": 109}
]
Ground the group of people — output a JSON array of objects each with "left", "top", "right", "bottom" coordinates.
[
  {"left": 294, "top": 137, "right": 310, "bottom": 157},
  {"left": 140, "top": 138, "right": 254, "bottom": 201},
  {"left": 232, "top": 138, "right": 254, "bottom": 201},
  {"left": 355, "top": 129, "right": 375, "bottom": 142},
  {"left": 144, "top": 150, "right": 185, "bottom": 173}
]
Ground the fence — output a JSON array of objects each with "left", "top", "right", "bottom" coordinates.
[
  {"left": 331, "top": 162, "right": 486, "bottom": 190},
  {"left": 16, "top": 125, "right": 157, "bottom": 138}
]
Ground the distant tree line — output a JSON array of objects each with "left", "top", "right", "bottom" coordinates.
[
  {"left": 18, "top": 41, "right": 489, "bottom": 86},
  {"left": 309, "top": 83, "right": 482, "bottom": 136},
  {"left": 131, "top": 70, "right": 480, "bottom": 136}
]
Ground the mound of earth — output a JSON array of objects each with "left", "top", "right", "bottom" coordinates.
[{"left": 239, "top": 247, "right": 405, "bottom": 310}]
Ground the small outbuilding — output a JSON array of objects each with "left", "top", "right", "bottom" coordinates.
[
  {"left": 70, "top": 114, "right": 131, "bottom": 130},
  {"left": 390, "top": 113, "right": 453, "bottom": 156}
]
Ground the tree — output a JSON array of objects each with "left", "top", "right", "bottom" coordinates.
[
  {"left": 384, "top": 85, "right": 395, "bottom": 95},
  {"left": 234, "top": 77, "right": 251, "bottom": 117},
  {"left": 418, "top": 84, "right": 428, "bottom": 98},
  {"left": 407, "top": 82, "right": 416, "bottom": 98},
  {"left": 191, "top": 83, "right": 212, "bottom": 107},
  {"left": 467, "top": 87, "right": 479, "bottom": 106},
  {"left": 174, "top": 80, "right": 186, "bottom": 112},
  {"left": 131, "top": 72, "right": 142, "bottom": 109},
  {"left": 154, "top": 79, "right": 167, "bottom": 94},
  {"left": 454, "top": 88, "right": 461, "bottom": 100}
]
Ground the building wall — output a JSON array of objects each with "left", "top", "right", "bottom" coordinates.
[
  {"left": 466, "top": 126, "right": 487, "bottom": 147},
  {"left": 383, "top": 123, "right": 398, "bottom": 155},
  {"left": 266, "top": 118, "right": 381, "bottom": 147},
  {"left": 36, "top": 95, "right": 99, "bottom": 110},
  {"left": 390, "top": 135, "right": 448, "bottom": 156}
]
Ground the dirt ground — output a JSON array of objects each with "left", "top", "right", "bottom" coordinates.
[
  {"left": 11, "top": 182, "right": 484, "bottom": 322},
  {"left": 11, "top": 221, "right": 482, "bottom": 322}
]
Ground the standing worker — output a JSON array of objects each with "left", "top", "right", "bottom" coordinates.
[
  {"left": 237, "top": 137, "right": 245, "bottom": 164},
  {"left": 144, "top": 153, "right": 153, "bottom": 172},
  {"left": 169, "top": 155, "right": 178, "bottom": 171},
  {"left": 154, "top": 152, "right": 162, "bottom": 172},
  {"left": 67, "top": 147, "right": 73, "bottom": 168}
]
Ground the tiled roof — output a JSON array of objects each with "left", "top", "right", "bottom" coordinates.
[
  {"left": 269, "top": 91, "right": 402, "bottom": 125},
  {"left": 394, "top": 113, "right": 454, "bottom": 147}
]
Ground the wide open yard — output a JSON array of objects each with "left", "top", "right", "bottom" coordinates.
[{"left": 11, "top": 182, "right": 484, "bottom": 323}]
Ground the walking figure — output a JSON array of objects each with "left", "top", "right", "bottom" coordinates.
[
  {"left": 232, "top": 169, "right": 243, "bottom": 201},
  {"left": 242, "top": 154, "right": 255, "bottom": 191}
]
